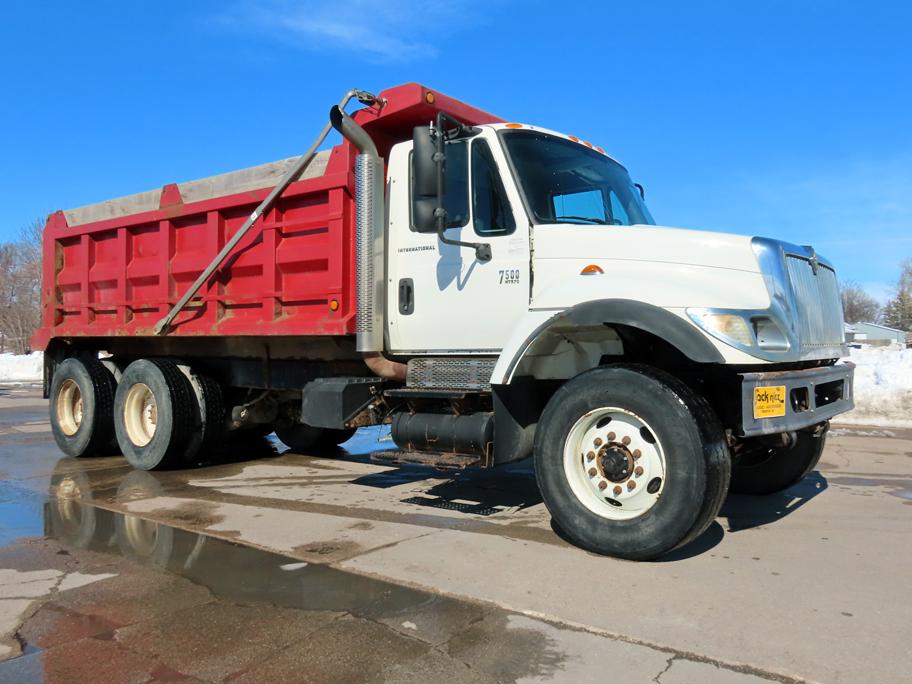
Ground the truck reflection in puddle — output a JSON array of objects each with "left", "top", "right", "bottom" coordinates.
[{"left": 45, "top": 472, "right": 466, "bottom": 621}]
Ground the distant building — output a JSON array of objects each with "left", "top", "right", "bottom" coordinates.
[{"left": 850, "top": 321, "right": 907, "bottom": 346}]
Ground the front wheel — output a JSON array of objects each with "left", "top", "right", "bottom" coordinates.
[
  {"left": 534, "top": 365, "right": 731, "bottom": 561},
  {"left": 729, "top": 426, "right": 827, "bottom": 495}
]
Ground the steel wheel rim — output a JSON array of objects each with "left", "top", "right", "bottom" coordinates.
[
  {"left": 562, "top": 407, "right": 666, "bottom": 521},
  {"left": 124, "top": 383, "right": 157, "bottom": 447},
  {"left": 56, "top": 379, "right": 84, "bottom": 436}
]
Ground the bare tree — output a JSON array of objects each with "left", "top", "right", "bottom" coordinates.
[
  {"left": 840, "top": 281, "right": 881, "bottom": 324},
  {"left": 0, "top": 218, "right": 44, "bottom": 354},
  {"left": 882, "top": 259, "right": 912, "bottom": 331}
]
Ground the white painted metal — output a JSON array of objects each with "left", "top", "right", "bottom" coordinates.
[
  {"left": 562, "top": 407, "right": 666, "bottom": 520},
  {"left": 123, "top": 383, "right": 157, "bottom": 447},
  {"left": 55, "top": 379, "right": 83, "bottom": 436},
  {"left": 386, "top": 128, "right": 530, "bottom": 353}
]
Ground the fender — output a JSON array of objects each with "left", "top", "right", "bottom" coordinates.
[{"left": 491, "top": 298, "right": 724, "bottom": 386}]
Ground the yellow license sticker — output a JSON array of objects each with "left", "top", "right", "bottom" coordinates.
[{"left": 753, "top": 386, "right": 787, "bottom": 419}]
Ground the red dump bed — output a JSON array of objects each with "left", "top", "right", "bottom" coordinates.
[{"left": 33, "top": 84, "right": 501, "bottom": 350}]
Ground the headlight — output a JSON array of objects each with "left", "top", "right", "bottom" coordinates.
[
  {"left": 687, "top": 309, "right": 792, "bottom": 354},
  {"left": 695, "top": 313, "right": 754, "bottom": 346}
]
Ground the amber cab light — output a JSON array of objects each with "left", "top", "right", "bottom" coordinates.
[{"left": 580, "top": 264, "right": 604, "bottom": 275}]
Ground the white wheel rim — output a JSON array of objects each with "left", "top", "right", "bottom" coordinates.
[
  {"left": 124, "top": 383, "right": 157, "bottom": 447},
  {"left": 562, "top": 407, "right": 666, "bottom": 521},
  {"left": 56, "top": 379, "right": 84, "bottom": 436}
]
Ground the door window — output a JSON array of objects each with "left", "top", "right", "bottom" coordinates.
[{"left": 471, "top": 140, "right": 515, "bottom": 236}]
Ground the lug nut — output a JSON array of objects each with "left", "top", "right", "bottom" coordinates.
[
  {"left": 607, "top": 432, "right": 616, "bottom": 441},
  {"left": 588, "top": 467, "right": 598, "bottom": 477},
  {"left": 634, "top": 466, "right": 644, "bottom": 476},
  {"left": 598, "top": 481, "right": 608, "bottom": 491},
  {"left": 622, "top": 435, "right": 631, "bottom": 446},
  {"left": 627, "top": 480, "right": 636, "bottom": 491},
  {"left": 613, "top": 485, "right": 623, "bottom": 496},
  {"left": 593, "top": 437, "right": 603, "bottom": 447},
  {"left": 586, "top": 451, "right": 595, "bottom": 461},
  {"left": 633, "top": 449, "right": 641, "bottom": 460}
]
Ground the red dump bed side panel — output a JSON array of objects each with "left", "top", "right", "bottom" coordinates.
[
  {"left": 33, "top": 146, "right": 358, "bottom": 349},
  {"left": 32, "top": 83, "right": 501, "bottom": 350}
]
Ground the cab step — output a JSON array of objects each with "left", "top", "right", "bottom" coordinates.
[{"left": 371, "top": 450, "right": 482, "bottom": 469}]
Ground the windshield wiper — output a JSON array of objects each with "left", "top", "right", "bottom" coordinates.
[{"left": 555, "top": 215, "right": 609, "bottom": 225}]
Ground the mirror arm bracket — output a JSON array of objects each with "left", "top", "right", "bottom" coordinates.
[{"left": 433, "top": 113, "right": 492, "bottom": 263}]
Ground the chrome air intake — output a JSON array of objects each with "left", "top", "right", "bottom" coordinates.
[{"left": 330, "top": 105, "right": 385, "bottom": 353}]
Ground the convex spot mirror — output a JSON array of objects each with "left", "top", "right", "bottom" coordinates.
[{"left": 412, "top": 125, "right": 440, "bottom": 233}]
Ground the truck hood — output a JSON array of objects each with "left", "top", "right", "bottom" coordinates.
[{"left": 533, "top": 224, "right": 760, "bottom": 273}]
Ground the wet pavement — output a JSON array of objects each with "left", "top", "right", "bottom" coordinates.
[{"left": 1, "top": 385, "right": 910, "bottom": 682}]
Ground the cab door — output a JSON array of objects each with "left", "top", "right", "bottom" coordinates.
[{"left": 386, "top": 130, "right": 530, "bottom": 354}]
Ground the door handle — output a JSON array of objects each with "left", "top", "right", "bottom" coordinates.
[{"left": 398, "top": 278, "right": 414, "bottom": 315}]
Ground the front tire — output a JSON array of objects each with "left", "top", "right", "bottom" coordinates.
[
  {"left": 730, "top": 426, "right": 827, "bottom": 495},
  {"left": 534, "top": 365, "right": 730, "bottom": 561}
]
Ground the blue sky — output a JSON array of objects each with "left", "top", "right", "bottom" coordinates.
[{"left": 1, "top": 1, "right": 909, "bottom": 301}]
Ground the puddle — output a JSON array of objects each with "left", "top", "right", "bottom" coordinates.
[
  {"left": 828, "top": 475, "right": 912, "bottom": 503},
  {"left": 0, "top": 481, "right": 47, "bottom": 545},
  {"left": 41, "top": 497, "right": 477, "bottom": 631}
]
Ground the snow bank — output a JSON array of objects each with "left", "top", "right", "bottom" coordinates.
[
  {"left": 0, "top": 352, "right": 43, "bottom": 384},
  {"left": 840, "top": 346, "right": 912, "bottom": 428}
]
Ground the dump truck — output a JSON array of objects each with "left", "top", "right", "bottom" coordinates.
[{"left": 33, "top": 83, "right": 854, "bottom": 560}]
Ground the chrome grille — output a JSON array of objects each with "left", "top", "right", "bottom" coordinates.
[
  {"left": 785, "top": 256, "right": 844, "bottom": 352},
  {"left": 407, "top": 358, "right": 497, "bottom": 391}
]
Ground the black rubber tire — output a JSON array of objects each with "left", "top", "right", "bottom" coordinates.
[
  {"left": 534, "top": 364, "right": 731, "bottom": 561},
  {"left": 49, "top": 357, "right": 117, "bottom": 458},
  {"left": 729, "top": 426, "right": 828, "bottom": 495},
  {"left": 274, "top": 423, "right": 323, "bottom": 452},
  {"left": 189, "top": 371, "right": 225, "bottom": 454},
  {"left": 315, "top": 427, "right": 357, "bottom": 448},
  {"left": 114, "top": 359, "right": 198, "bottom": 470}
]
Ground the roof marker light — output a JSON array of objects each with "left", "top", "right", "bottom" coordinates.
[
  {"left": 568, "top": 135, "right": 579, "bottom": 142},
  {"left": 596, "top": 146, "right": 605, "bottom": 154},
  {"left": 425, "top": 91, "right": 435, "bottom": 104},
  {"left": 580, "top": 264, "right": 604, "bottom": 275},
  {"left": 583, "top": 141, "right": 593, "bottom": 148},
  {"left": 505, "top": 123, "right": 523, "bottom": 128}
]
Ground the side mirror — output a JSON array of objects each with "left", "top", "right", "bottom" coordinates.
[
  {"left": 412, "top": 126, "right": 440, "bottom": 233},
  {"left": 634, "top": 182, "right": 645, "bottom": 200}
]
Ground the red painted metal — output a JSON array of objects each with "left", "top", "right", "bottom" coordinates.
[{"left": 32, "top": 84, "right": 502, "bottom": 351}]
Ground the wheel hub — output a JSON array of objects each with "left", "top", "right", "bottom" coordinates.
[
  {"left": 599, "top": 445, "right": 634, "bottom": 482},
  {"left": 562, "top": 407, "right": 667, "bottom": 521}
]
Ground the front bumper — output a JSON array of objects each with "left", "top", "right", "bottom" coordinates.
[{"left": 738, "top": 362, "right": 855, "bottom": 437}]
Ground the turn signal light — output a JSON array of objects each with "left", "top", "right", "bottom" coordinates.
[{"left": 580, "top": 264, "right": 604, "bottom": 275}]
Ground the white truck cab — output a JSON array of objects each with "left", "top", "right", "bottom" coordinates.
[{"left": 379, "top": 116, "right": 853, "bottom": 559}]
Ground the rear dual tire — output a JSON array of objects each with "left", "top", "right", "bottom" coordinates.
[
  {"left": 114, "top": 359, "right": 224, "bottom": 471},
  {"left": 534, "top": 364, "right": 731, "bottom": 561},
  {"left": 49, "top": 358, "right": 118, "bottom": 458}
]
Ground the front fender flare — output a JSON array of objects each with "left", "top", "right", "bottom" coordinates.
[{"left": 491, "top": 299, "right": 724, "bottom": 385}]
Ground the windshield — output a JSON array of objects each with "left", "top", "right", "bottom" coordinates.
[{"left": 500, "top": 130, "right": 654, "bottom": 226}]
